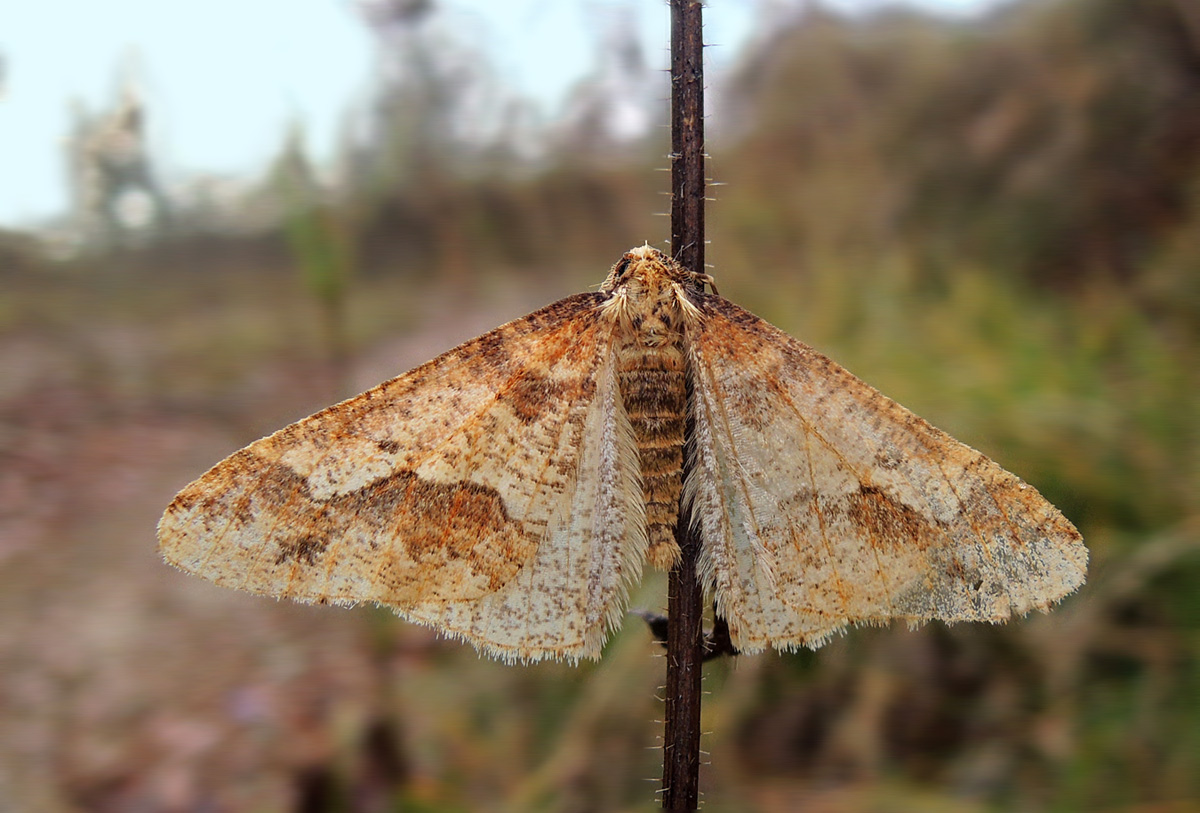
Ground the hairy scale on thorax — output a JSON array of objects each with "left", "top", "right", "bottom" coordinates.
[{"left": 600, "top": 246, "right": 705, "bottom": 570}]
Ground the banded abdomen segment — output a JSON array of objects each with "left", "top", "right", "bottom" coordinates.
[{"left": 617, "top": 345, "right": 686, "bottom": 570}]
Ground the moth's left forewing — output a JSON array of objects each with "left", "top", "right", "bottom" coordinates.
[
  {"left": 683, "top": 294, "right": 1088, "bottom": 654},
  {"left": 160, "top": 293, "right": 647, "bottom": 663}
]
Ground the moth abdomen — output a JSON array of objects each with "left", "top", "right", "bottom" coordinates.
[{"left": 616, "top": 345, "right": 687, "bottom": 570}]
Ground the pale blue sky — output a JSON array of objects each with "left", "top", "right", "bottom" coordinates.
[{"left": 0, "top": 0, "right": 999, "bottom": 227}]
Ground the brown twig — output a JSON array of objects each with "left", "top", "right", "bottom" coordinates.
[
  {"left": 634, "top": 607, "right": 739, "bottom": 663},
  {"left": 662, "top": 2, "right": 707, "bottom": 810}
]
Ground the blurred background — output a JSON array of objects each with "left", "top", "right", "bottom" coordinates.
[{"left": 2, "top": 0, "right": 1198, "bottom": 810}]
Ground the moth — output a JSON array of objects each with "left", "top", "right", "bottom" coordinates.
[{"left": 159, "top": 245, "right": 1087, "bottom": 662}]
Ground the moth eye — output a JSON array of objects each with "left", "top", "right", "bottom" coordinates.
[{"left": 613, "top": 257, "right": 633, "bottom": 282}]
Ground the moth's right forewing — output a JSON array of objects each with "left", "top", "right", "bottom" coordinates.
[{"left": 684, "top": 295, "right": 1087, "bottom": 654}]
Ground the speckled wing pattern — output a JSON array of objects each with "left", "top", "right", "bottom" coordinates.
[
  {"left": 684, "top": 295, "right": 1087, "bottom": 653},
  {"left": 160, "top": 246, "right": 1086, "bottom": 663},
  {"left": 159, "top": 292, "right": 647, "bottom": 663}
]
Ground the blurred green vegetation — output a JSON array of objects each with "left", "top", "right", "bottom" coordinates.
[{"left": 2, "top": 0, "right": 1198, "bottom": 810}]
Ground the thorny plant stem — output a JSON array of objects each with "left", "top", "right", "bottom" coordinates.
[{"left": 663, "top": 2, "right": 706, "bottom": 811}]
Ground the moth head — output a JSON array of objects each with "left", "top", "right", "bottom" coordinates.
[{"left": 601, "top": 244, "right": 707, "bottom": 295}]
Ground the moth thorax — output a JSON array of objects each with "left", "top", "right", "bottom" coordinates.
[{"left": 615, "top": 335, "right": 687, "bottom": 571}]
